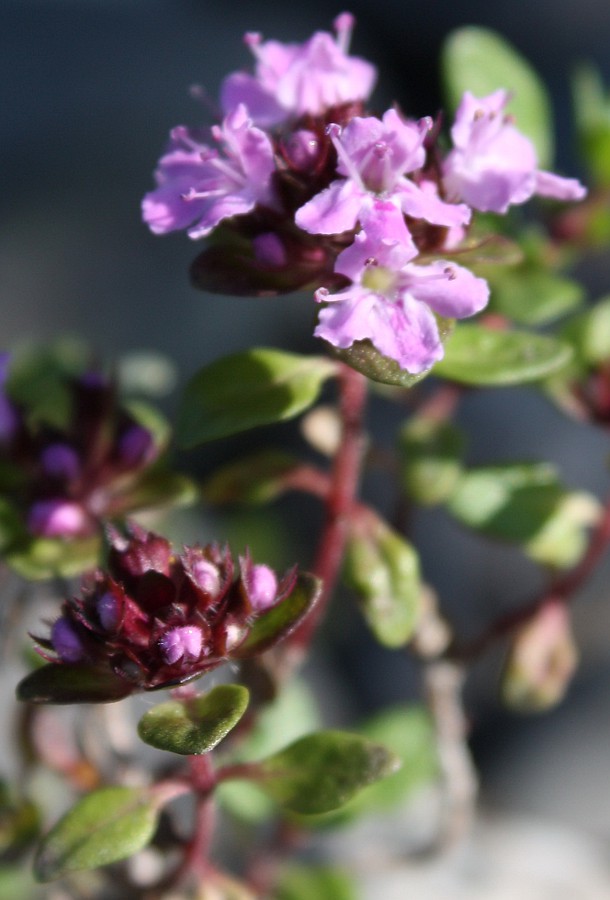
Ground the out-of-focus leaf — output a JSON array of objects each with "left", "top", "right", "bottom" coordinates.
[
  {"left": 202, "top": 450, "right": 299, "bottom": 505},
  {"left": 275, "top": 864, "right": 356, "bottom": 900},
  {"left": 572, "top": 64, "right": 610, "bottom": 188},
  {"left": 399, "top": 417, "right": 465, "bottom": 506},
  {"left": 16, "top": 664, "right": 132, "bottom": 705},
  {"left": 176, "top": 349, "right": 336, "bottom": 447},
  {"left": 33, "top": 786, "right": 159, "bottom": 881},
  {"left": 255, "top": 731, "right": 401, "bottom": 815},
  {"left": 137, "top": 685, "right": 249, "bottom": 755},
  {"left": 344, "top": 518, "right": 421, "bottom": 648},
  {"left": 488, "top": 268, "right": 585, "bottom": 326},
  {"left": 6, "top": 536, "right": 101, "bottom": 581},
  {"left": 441, "top": 26, "right": 553, "bottom": 166},
  {"left": 433, "top": 325, "right": 573, "bottom": 385}
]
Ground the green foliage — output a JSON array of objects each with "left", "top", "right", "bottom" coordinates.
[
  {"left": 487, "top": 268, "right": 584, "bottom": 327},
  {"left": 255, "top": 731, "right": 401, "bottom": 815},
  {"left": 274, "top": 864, "right": 356, "bottom": 900},
  {"left": 5, "top": 535, "right": 101, "bottom": 581},
  {"left": 202, "top": 450, "right": 299, "bottom": 505},
  {"left": 572, "top": 64, "right": 610, "bottom": 188},
  {"left": 176, "top": 349, "right": 336, "bottom": 447},
  {"left": 442, "top": 26, "right": 553, "bottom": 166},
  {"left": 231, "top": 572, "right": 322, "bottom": 658},
  {"left": 561, "top": 294, "right": 610, "bottom": 366},
  {"left": 344, "top": 518, "right": 421, "bottom": 647},
  {"left": 448, "top": 463, "right": 600, "bottom": 567},
  {"left": 399, "top": 417, "right": 465, "bottom": 506},
  {"left": 137, "top": 685, "right": 249, "bottom": 755},
  {"left": 33, "top": 787, "right": 159, "bottom": 881},
  {"left": 16, "top": 663, "right": 133, "bottom": 705},
  {"left": 433, "top": 325, "right": 573, "bottom": 386}
]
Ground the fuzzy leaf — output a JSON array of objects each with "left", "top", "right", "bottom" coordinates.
[
  {"left": 256, "top": 731, "right": 401, "bottom": 815},
  {"left": 434, "top": 325, "right": 573, "bottom": 385},
  {"left": 488, "top": 268, "right": 585, "bottom": 326},
  {"left": 232, "top": 572, "right": 322, "bottom": 658},
  {"left": 442, "top": 26, "right": 553, "bottom": 166},
  {"left": 344, "top": 519, "right": 421, "bottom": 648},
  {"left": 137, "top": 685, "right": 249, "bottom": 755},
  {"left": 33, "top": 787, "right": 158, "bottom": 882},
  {"left": 16, "top": 664, "right": 132, "bottom": 705},
  {"left": 177, "top": 349, "right": 336, "bottom": 447}
]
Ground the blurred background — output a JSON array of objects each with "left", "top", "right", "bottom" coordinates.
[{"left": 3, "top": 0, "right": 610, "bottom": 894}]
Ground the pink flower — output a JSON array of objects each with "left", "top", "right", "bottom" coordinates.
[
  {"left": 295, "top": 110, "right": 471, "bottom": 235},
  {"left": 443, "top": 90, "right": 587, "bottom": 213},
  {"left": 142, "top": 104, "right": 277, "bottom": 239},
  {"left": 220, "top": 13, "right": 376, "bottom": 127},
  {"left": 314, "top": 203, "right": 489, "bottom": 374}
]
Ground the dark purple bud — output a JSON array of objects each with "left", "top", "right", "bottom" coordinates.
[
  {"left": 0, "top": 395, "right": 17, "bottom": 444},
  {"left": 40, "top": 443, "right": 81, "bottom": 481},
  {"left": 28, "top": 499, "right": 89, "bottom": 538},
  {"left": 246, "top": 564, "right": 278, "bottom": 611},
  {"left": 281, "top": 129, "right": 321, "bottom": 172},
  {"left": 118, "top": 425, "right": 153, "bottom": 467},
  {"left": 252, "top": 233, "right": 288, "bottom": 267},
  {"left": 97, "top": 592, "right": 120, "bottom": 631},
  {"left": 158, "top": 625, "right": 203, "bottom": 665},
  {"left": 51, "top": 618, "right": 85, "bottom": 663},
  {"left": 191, "top": 559, "right": 221, "bottom": 598}
]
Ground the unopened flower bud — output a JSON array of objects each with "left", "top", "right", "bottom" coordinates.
[
  {"left": 97, "top": 592, "right": 120, "bottom": 631},
  {"left": 252, "top": 233, "right": 288, "bottom": 267},
  {"left": 246, "top": 563, "right": 278, "bottom": 610},
  {"left": 118, "top": 424, "right": 153, "bottom": 467},
  {"left": 281, "top": 129, "right": 321, "bottom": 172},
  {"left": 191, "top": 559, "right": 221, "bottom": 598},
  {"left": 159, "top": 626, "right": 203, "bottom": 665},
  {"left": 51, "top": 618, "right": 85, "bottom": 663},
  {"left": 41, "top": 443, "right": 81, "bottom": 481},
  {"left": 28, "top": 499, "right": 89, "bottom": 538}
]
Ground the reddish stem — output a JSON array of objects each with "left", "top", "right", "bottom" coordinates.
[
  {"left": 449, "top": 487, "right": 610, "bottom": 661},
  {"left": 289, "top": 363, "right": 367, "bottom": 654}
]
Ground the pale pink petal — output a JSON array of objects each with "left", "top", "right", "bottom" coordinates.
[
  {"left": 295, "top": 179, "right": 364, "bottom": 234},
  {"left": 397, "top": 179, "right": 471, "bottom": 227},
  {"left": 534, "top": 170, "right": 587, "bottom": 202},
  {"left": 401, "top": 260, "right": 490, "bottom": 318}
]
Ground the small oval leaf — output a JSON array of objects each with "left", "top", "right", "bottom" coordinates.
[
  {"left": 137, "top": 684, "right": 250, "bottom": 755},
  {"left": 16, "top": 664, "right": 133, "bottom": 705},
  {"left": 34, "top": 786, "right": 158, "bottom": 882},
  {"left": 441, "top": 26, "right": 553, "bottom": 166},
  {"left": 433, "top": 325, "right": 573, "bottom": 385},
  {"left": 176, "top": 349, "right": 337, "bottom": 448},
  {"left": 232, "top": 572, "right": 322, "bottom": 659},
  {"left": 344, "top": 518, "right": 422, "bottom": 648},
  {"left": 256, "top": 731, "right": 401, "bottom": 815}
]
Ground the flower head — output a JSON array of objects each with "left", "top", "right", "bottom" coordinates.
[
  {"left": 142, "top": 104, "right": 277, "bottom": 240},
  {"left": 443, "top": 90, "right": 587, "bottom": 213},
  {"left": 220, "top": 13, "right": 376, "bottom": 127},
  {"left": 314, "top": 202, "right": 489, "bottom": 373},
  {"left": 32, "top": 523, "right": 301, "bottom": 693}
]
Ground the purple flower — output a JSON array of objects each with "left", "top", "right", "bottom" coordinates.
[
  {"left": 142, "top": 104, "right": 277, "bottom": 240},
  {"left": 443, "top": 90, "right": 587, "bottom": 213},
  {"left": 28, "top": 499, "right": 91, "bottom": 539},
  {"left": 220, "top": 13, "right": 376, "bottom": 128},
  {"left": 295, "top": 110, "right": 471, "bottom": 236},
  {"left": 314, "top": 202, "right": 489, "bottom": 373}
]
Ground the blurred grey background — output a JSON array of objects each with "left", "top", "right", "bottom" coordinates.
[{"left": 3, "top": 0, "right": 610, "bottom": 881}]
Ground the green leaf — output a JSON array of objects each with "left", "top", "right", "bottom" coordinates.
[
  {"left": 448, "top": 464, "right": 600, "bottom": 567},
  {"left": 256, "top": 731, "right": 401, "bottom": 815},
  {"left": 275, "top": 864, "right": 357, "bottom": 900},
  {"left": 329, "top": 316, "right": 453, "bottom": 387},
  {"left": 561, "top": 294, "right": 610, "bottom": 366},
  {"left": 112, "top": 468, "right": 198, "bottom": 516},
  {"left": 433, "top": 325, "right": 573, "bottom": 386},
  {"left": 176, "top": 349, "right": 336, "bottom": 447},
  {"left": 137, "top": 685, "right": 249, "bottom": 755},
  {"left": 399, "top": 417, "right": 465, "bottom": 506},
  {"left": 344, "top": 518, "right": 421, "bottom": 648},
  {"left": 34, "top": 786, "right": 159, "bottom": 881},
  {"left": 232, "top": 572, "right": 322, "bottom": 658},
  {"left": 572, "top": 64, "right": 610, "bottom": 188},
  {"left": 5, "top": 535, "right": 100, "bottom": 581},
  {"left": 488, "top": 268, "right": 585, "bottom": 326},
  {"left": 16, "top": 664, "right": 133, "bottom": 705},
  {"left": 202, "top": 450, "right": 299, "bottom": 505},
  {"left": 441, "top": 26, "right": 553, "bottom": 166}
]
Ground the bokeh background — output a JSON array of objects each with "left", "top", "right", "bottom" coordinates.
[{"left": 3, "top": 1, "right": 610, "bottom": 894}]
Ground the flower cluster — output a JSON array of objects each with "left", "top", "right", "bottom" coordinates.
[
  {"left": 33, "top": 522, "right": 299, "bottom": 693},
  {"left": 142, "top": 15, "right": 586, "bottom": 375},
  {"left": 0, "top": 354, "right": 161, "bottom": 540}
]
